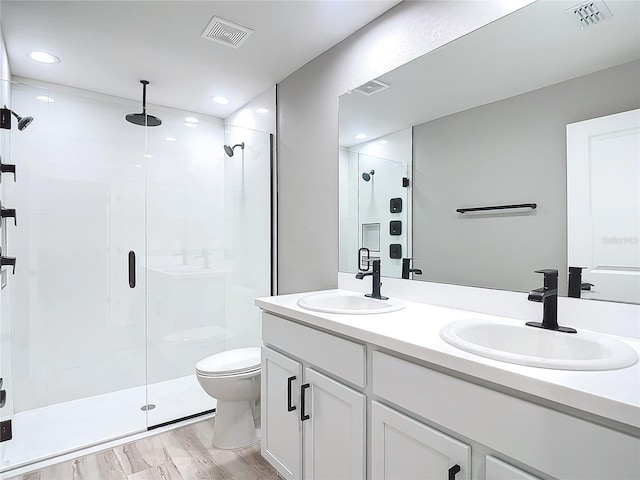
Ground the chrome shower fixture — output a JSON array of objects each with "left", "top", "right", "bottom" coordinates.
[
  {"left": 362, "top": 170, "right": 375, "bottom": 182},
  {"left": 224, "top": 142, "right": 245, "bottom": 157},
  {"left": 0, "top": 106, "right": 34, "bottom": 131}
]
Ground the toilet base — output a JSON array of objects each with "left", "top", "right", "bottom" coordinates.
[{"left": 213, "top": 399, "right": 258, "bottom": 450}]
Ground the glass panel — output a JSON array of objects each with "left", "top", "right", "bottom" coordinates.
[
  {"left": 1, "top": 80, "right": 147, "bottom": 470},
  {"left": 223, "top": 126, "right": 272, "bottom": 351},
  {"left": 339, "top": 128, "right": 412, "bottom": 278},
  {"left": 144, "top": 109, "right": 225, "bottom": 426}
]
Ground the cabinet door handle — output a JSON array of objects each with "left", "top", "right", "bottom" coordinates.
[
  {"left": 448, "top": 464, "right": 461, "bottom": 480},
  {"left": 128, "top": 251, "right": 136, "bottom": 288},
  {"left": 300, "top": 383, "right": 310, "bottom": 421},
  {"left": 287, "top": 376, "right": 296, "bottom": 412}
]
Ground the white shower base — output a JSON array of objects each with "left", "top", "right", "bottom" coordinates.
[{"left": 0, "top": 375, "right": 215, "bottom": 474}]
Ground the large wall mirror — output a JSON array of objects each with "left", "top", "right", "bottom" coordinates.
[{"left": 339, "top": 0, "right": 639, "bottom": 303}]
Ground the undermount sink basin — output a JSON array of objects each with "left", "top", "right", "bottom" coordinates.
[
  {"left": 440, "top": 319, "right": 638, "bottom": 371},
  {"left": 297, "top": 292, "right": 404, "bottom": 315}
]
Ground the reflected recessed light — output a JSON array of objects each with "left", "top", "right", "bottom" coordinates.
[
  {"left": 211, "top": 96, "right": 229, "bottom": 105},
  {"left": 377, "top": 140, "right": 389, "bottom": 144},
  {"left": 255, "top": 107, "right": 269, "bottom": 114},
  {"left": 35, "top": 95, "right": 55, "bottom": 103},
  {"left": 30, "top": 51, "right": 60, "bottom": 64},
  {"left": 164, "top": 136, "right": 177, "bottom": 142},
  {"left": 184, "top": 117, "right": 198, "bottom": 123},
  {"left": 184, "top": 122, "right": 197, "bottom": 128},
  {"left": 143, "top": 154, "right": 153, "bottom": 158},
  {"left": 355, "top": 133, "right": 368, "bottom": 140}
]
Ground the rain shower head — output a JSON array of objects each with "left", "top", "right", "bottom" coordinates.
[
  {"left": 224, "top": 142, "right": 245, "bottom": 157},
  {"left": 126, "top": 80, "right": 162, "bottom": 127},
  {"left": 362, "top": 170, "right": 375, "bottom": 182}
]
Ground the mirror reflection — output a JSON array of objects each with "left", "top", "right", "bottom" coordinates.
[{"left": 339, "top": 0, "right": 639, "bottom": 303}]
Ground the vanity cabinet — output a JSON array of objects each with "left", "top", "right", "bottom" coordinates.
[
  {"left": 261, "top": 313, "right": 366, "bottom": 480},
  {"left": 371, "top": 401, "right": 471, "bottom": 480},
  {"left": 261, "top": 310, "right": 640, "bottom": 480}
]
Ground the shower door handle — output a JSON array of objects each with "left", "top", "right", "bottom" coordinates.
[{"left": 128, "top": 251, "right": 136, "bottom": 288}]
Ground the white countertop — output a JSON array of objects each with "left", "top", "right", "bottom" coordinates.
[{"left": 256, "top": 289, "right": 640, "bottom": 431}]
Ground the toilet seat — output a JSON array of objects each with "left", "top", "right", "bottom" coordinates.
[{"left": 196, "top": 347, "right": 261, "bottom": 377}]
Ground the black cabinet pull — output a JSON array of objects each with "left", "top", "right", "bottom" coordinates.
[
  {"left": 300, "top": 383, "right": 310, "bottom": 421},
  {"left": 448, "top": 464, "right": 461, "bottom": 480},
  {"left": 128, "top": 251, "right": 136, "bottom": 288},
  {"left": 287, "top": 376, "right": 297, "bottom": 412}
]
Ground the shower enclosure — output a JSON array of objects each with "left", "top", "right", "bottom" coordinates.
[{"left": 0, "top": 79, "right": 272, "bottom": 472}]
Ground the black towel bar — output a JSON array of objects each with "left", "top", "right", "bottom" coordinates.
[{"left": 456, "top": 203, "right": 537, "bottom": 214}]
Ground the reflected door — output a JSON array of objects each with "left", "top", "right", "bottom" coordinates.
[{"left": 567, "top": 109, "right": 640, "bottom": 303}]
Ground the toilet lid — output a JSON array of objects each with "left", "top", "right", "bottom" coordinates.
[{"left": 196, "top": 347, "right": 261, "bottom": 375}]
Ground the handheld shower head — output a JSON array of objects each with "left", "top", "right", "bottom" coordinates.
[
  {"left": 12, "top": 111, "right": 34, "bottom": 131},
  {"left": 224, "top": 142, "right": 245, "bottom": 157},
  {"left": 362, "top": 170, "right": 375, "bottom": 182}
]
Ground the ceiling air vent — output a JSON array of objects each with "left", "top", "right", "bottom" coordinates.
[
  {"left": 201, "top": 16, "right": 253, "bottom": 49},
  {"left": 353, "top": 79, "right": 389, "bottom": 96},
  {"left": 567, "top": 1, "right": 612, "bottom": 28}
]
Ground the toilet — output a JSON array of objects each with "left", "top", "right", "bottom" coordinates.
[{"left": 195, "top": 347, "right": 261, "bottom": 450}]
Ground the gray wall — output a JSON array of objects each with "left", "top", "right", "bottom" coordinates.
[
  {"left": 413, "top": 60, "right": 640, "bottom": 293},
  {"left": 276, "top": 0, "right": 530, "bottom": 294}
]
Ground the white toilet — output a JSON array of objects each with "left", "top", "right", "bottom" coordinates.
[{"left": 195, "top": 347, "right": 261, "bottom": 450}]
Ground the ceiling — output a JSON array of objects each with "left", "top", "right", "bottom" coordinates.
[
  {"left": 339, "top": 0, "right": 640, "bottom": 147},
  {"left": 1, "top": 0, "right": 400, "bottom": 118}
]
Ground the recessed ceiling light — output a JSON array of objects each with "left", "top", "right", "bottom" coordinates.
[
  {"left": 211, "top": 96, "right": 229, "bottom": 105},
  {"left": 255, "top": 107, "right": 269, "bottom": 114},
  {"left": 184, "top": 117, "right": 199, "bottom": 123},
  {"left": 164, "top": 136, "right": 177, "bottom": 142},
  {"left": 35, "top": 95, "right": 55, "bottom": 103},
  {"left": 143, "top": 154, "right": 153, "bottom": 158},
  {"left": 184, "top": 122, "right": 197, "bottom": 128},
  {"left": 377, "top": 140, "right": 389, "bottom": 144},
  {"left": 30, "top": 51, "right": 60, "bottom": 64},
  {"left": 355, "top": 133, "right": 368, "bottom": 140}
]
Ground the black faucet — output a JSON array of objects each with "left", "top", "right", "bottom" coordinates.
[
  {"left": 401, "top": 258, "right": 422, "bottom": 280},
  {"left": 568, "top": 266, "right": 594, "bottom": 298},
  {"left": 195, "top": 248, "right": 212, "bottom": 269},
  {"left": 525, "top": 269, "right": 576, "bottom": 333},
  {"left": 356, "top": 259, "right": 387, "bottom": 300},
  {"left": 174, "top": 248, "right": 188, "bottom": 265}
]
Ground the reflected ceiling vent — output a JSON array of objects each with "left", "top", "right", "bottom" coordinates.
[
  {"left": 353, "top": 79, "right": 389, "bottom": 96},
  {"left": 201, "top": 16, "right": 253, "bottom": 49},
  {"left": 566, "top": 1, "right": 612, "bottom": 28}
]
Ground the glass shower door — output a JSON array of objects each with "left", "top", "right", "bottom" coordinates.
[{"left": 0, "top": 80, "right": 148, "bottom": 471}]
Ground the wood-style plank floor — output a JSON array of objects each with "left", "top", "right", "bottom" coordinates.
[{"left": 7, "top": 418, "right": 278, "bottom": 480}]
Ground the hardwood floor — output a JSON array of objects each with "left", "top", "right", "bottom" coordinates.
[{"left": 7, "top": 419, "right": 278, "bottom": 480}]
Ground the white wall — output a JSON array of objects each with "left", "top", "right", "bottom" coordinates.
[
  {"left": 413, "top": 61, "right": 640, "bottom": 294},
  {"left": 277, "top": 0, "right": 533, "bottom": 294}
]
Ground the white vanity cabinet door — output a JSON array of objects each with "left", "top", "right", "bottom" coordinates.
[
  {"left": 371, "top": 401, "right": 471, "bottom": 480},
  {"left": 486, "top": 456, "right": 541, "bottom": 480},
  {"left": 303, "top": 368, "right": 366, "bottom": 480},
  {"left": 261, "top": 347, "right": 303, "bottom": 480}
]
